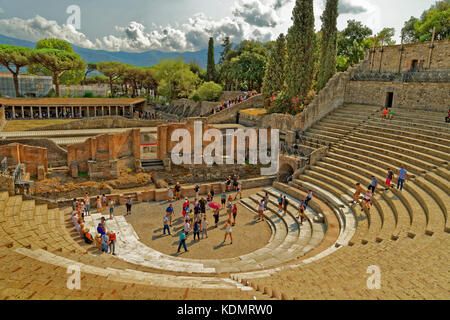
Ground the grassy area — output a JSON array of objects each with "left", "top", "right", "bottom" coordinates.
[
  {"left": 240, "top": 108, "right": 267, "bottom": 116},
  {"left": 4, "top": 119, "right": 77, "bottom": 132}
]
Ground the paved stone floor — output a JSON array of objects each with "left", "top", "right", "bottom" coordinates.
[{"left": 106, "top": 187, "right": 271, "bottom": 260}]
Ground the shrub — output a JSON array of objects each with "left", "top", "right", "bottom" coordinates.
[
  {"left": 83, "top": 91, "right": 94, "bottom": 98},
  {"left": 267, "top": 90, "right": 315, "bottom": 115},
  {"left": 190, "top": 81, "right": 223, "bottom": 102}
]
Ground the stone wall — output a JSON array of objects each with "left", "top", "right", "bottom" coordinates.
[
  {"left": 0, "top": 139, "right": 67, "bottom": 167},
  {"left": 363, "top": 40, "right": 450, "bottom": 73},
  {"left": 67, "top": 129, "right": 141, "bottom": 179},
  {"left": 0, "top": 143, "right": 48, "bottom": 178},
  {"left": 345, "top": 81, "right": 450, "bottom": 111},
  {"left": 29, "top": 116, "right": 163, "bottom": 131},
  {"left": 207, "top": 94, "right": 264, "bottom": 124}
]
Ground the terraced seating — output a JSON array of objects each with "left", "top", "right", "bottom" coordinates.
[
  {"left": 0, "top": 191, "right": 85, "bottom": 253},
  {"left": 228, "top": 104, "right": 449, "bottom": 299},
  {"left": 0, "top": 247, "right": 255, "bottom": 300}
]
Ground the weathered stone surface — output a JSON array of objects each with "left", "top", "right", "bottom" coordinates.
[
  {"left": 0, "top": 143, "right": 48, "bottom": 178},
  {"left": 155, "top": 179, "right": 169, "bottom": 189}
]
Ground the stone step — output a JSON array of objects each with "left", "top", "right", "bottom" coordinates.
[{"left": 322, "top": 153, "right": 415, "bottom": 237}]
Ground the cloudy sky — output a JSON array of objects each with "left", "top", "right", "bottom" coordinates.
[{"left": 0, "top": 0, "right": 437, "bottom": 52}]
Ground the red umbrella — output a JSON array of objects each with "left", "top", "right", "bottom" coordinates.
[{"left": 208, "top": 202, "right": 220, "bottom": 210}]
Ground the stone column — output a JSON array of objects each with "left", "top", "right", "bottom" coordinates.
[
  {"left": 12, "top": 106, "right": 16, "bottom": 119},
  {"left": 39, "top": 107, "right": 42, "bottom": 119},
  {"left": 109, "top": 106, "right": 111, "bottom": 116},
  {"left": 116, "top": 106, "right": 118, "bottom": 116},
  {"left": 30, "top": 107, "right": 34, "bottom": 119},
  {"left": 55, "top": 106, "right": 59, "bottom": 118},
  {"left": 47, "top": 106, "right": 50, "bottom": 118},
  {"left": 21, "top": 106, "right": 24, "bottom": 119}
]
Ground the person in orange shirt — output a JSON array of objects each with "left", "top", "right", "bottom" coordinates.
[
  {"left": 107, "top": 230, "right": 116, "bottom": 255},
  {"left": 381, "top": 107, "right": 387, "bottom": 119}
]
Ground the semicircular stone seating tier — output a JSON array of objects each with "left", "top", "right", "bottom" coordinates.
[
  {"left": 229, "top": 104, "right": 450, "bottom": 298},
  {"left": 81, "top": 193, "right": 328, "bottom": 274}
]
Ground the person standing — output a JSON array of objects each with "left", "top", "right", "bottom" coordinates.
[
  {"left": 194, "top": 184, "right": 200, "bottom": 199},
  {"left": 175, "top": 182, "right": 181, "bottom": 201},
  {"left": 193, "top": 221, "right": 200, "bottom": 241},
  {"left": 222, "top": 219, "right": 233, "bottom": 245},
  {"left": 108, "top": 199, "right": 115, "bottom": 219},
  {"left": 201, "top": 217, "right": 208, "bottom": 239},
  {"left": 125, "top": 196, "right": 132, "bottom": 215},
  {"left": 199, "top": 197, "right": 206, "bottom": 216},
  {"left": 298, "top": 200, "right": 306, "bottom": 225},
  {"left": 305, "top": 190, "right": 313, "bottom": 207},
  {"left": 84, "top": 193, "right": 90, "bottom": 216},
  {"left": 362, "top": 189, "right": 373, "bottom": 212},
  {"left": 221, "top": 192, "right": 227, "bottom": 208},
  {"left": 166, "top": 204, "right": 174, "bottom": 226},
  {"left": 177, "top": 230, "right": 188, "bottom": 253},
  {"left": 234, "top": 183, "right": 242, "bottom": 200},
  {"left": 258, "top": 199, "right": 265, "bottom": 221},
  {"left": 226, "top": 200, "right": 233, "bottom": 219},
  {"left": 353, "top": 183, "right": 363, "bottom": 205},
  {"left": 213, "top": 208, "right": 220, "bottom": 228},
  {"left": 168, "top": 187, "right": 174, "bottom": 202},
  {"left": 102, "top": 194, "right": 107, "bottom": 211},
  {"left": 96, "top": 196, "right": 103, "bottom": 214},
  {"left": 385, "top": 168, "right": 395, "bottom": 191},
  {"left": 209, "top": 186, "right": 215, "bottom": 198},
  {"left": 283, "top": 196, "right": 289, "bottom": 216},
  {"left": 163, "top": 214, "right": 171, "bottom": 235},
  {"left": 232, "top": 204, "right": 238, "bottom": 226},
  {"left": 368, "top": 176, "right": 378, "bottom": 194},
  {"left": 277, "top": 194, "right": 283, "bottom": 213},
  {"left": 107, "top": 230, "right": 116, "bottom": 255},
  {"left": 397, "top": 168, "right": 408, "bottom": 191}
]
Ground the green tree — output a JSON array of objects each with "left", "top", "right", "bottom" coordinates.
[
  {"left": 402, "top": 1, "right": 450, "bottom": 43},
  {"left": 30, "top": 49, "right": 86, "bottom": 97},
  {"left": 153, "top": 58, "right": 200, "bottom": 101},
  {"left": 28, "top": 38, "right": 84, "bottom": 85},
  {"left": 206, "top": 37, "right": 215, "bottom": 82},
  {"left": 285, "top": 0, "right": 316, "bottom": 107},
  {"left": 219, "top": 36, "right": 232, "bottom": 64},
  {"left": 97, "top": 61, "right": 127, "bottom": 96},
  {"left": 0, "top": 45, "right": 31, "bottom": 97},
  {"left": 82, "top": 63, "right": 97, "bottom": 84},
  {"left": 317, "top": 0, "right": 339, "bottom": 91},
  {"left": 190, "top": 81, "right": 223, "bottom": 102},
  {"left": 229, "top": 51, "right": 267, "bottom": 91},
  {"left": 337, "top": 19, "right": 373, "bottom": 71},
  {"left": 261, "top": 33, "right": 287, "bottom": 107}
]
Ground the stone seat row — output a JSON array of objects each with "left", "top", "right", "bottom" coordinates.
[{"left": 0, "top": 247, "right": 254, "bottom": 300}]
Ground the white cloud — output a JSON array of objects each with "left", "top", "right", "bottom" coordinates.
[
  {"left": 232, "top": 0, "right": 279, "bottom": 27},
  {"left": 0, "top": 1, "right": 279, "bottom": 53},
  {"left": 338, "top": 0, "right": 367, "bottom": 14},
  {"left": 0, "top": 15, "right": 96, "bottom": 49}
]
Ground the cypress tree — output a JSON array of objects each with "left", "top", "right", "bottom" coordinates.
[
  {"left": 206, "top": 37, "right": 215, "bottom": 82},
  {"left": 317, "top": 0, "right": 338, "bottom": 91},
  {"left": 261, "top": 33, "right": 287, "bottom": 107},
  {"left": 285, "top": 0, "right": 316, "bottom": 107}
]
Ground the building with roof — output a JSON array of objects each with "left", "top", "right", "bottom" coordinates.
[{"left": 0, "top": 97, "right": 147, "bottom": 119}]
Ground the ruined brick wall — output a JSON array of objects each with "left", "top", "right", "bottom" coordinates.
[
  {"left": 0, "top": 143, "right": 48, "bottom": 177},
  {"left": 67, "top": 129, "right": 141, "bottom": 178},
  {"left": 345, "top": 81, "right": 450, "bottom": 111},
  {"left": 363, "top": 40, "right": 450, "bottom": 73}
]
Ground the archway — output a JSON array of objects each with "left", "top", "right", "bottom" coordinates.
[{"left": 279, "top": 163, "right": 295, "bottom": 183}]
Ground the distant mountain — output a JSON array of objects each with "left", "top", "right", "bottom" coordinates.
[{"left": 0, "top": 34, "right": 223, "bottom": 70}]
